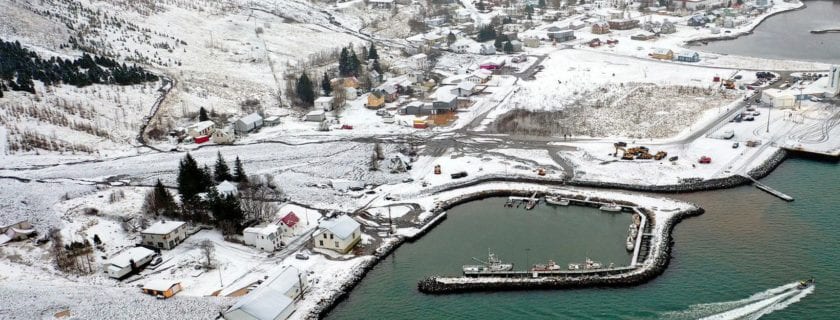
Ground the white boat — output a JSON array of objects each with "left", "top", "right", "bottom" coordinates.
[
  {"left": 584, "top": 258, "right": 603, "bottom": 270},
  {"left": 599, "top": 203, "right": 622, "bottom": 212},
  {"left": 531, "top": 260, "right": 563, "bottom": 272},
  {"left": 546, "top": 196, "right": 570, "bottom": 206},
  {"left": 462, "top": 250, "right": 514, "bottom": 273},
  {"left": 626, "top": 235, "right": 635, "bottom": 252},
  {"left": 568, "top": 263, "right": 581, "bottom": 270}
]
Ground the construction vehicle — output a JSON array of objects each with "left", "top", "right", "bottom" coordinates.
[
  {"left": 434, "top": 165, "right": 441, "bottom": 174},
  {"left": 621, "top": 152, "right": 635, "bottom": 160},
  {"left": 723, "top": 79, "right": 736, "bottom": 89},
  {"left": 654, "top": 151, "right": 668, "bottom": 160}
]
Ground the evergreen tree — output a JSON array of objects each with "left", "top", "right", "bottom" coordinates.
[
  {"left": 348, "top": 49, "right": 361, "bottom": 76},
  {"left": 477, "top": 25, "right": 497, "bottom": 42},
  {"left": 93, "top": 234, "right": 101, "bottom": 245},
  {"left": 233, "top": 156, "right": 248, "bottom": 183},
  {"left": 447, "top": 32, "right": 457, "bottom": 45},
  {"left": 152, "top": 179, "right": 177, "bottom": 216},
  {"left": 476, "top": 0, "right": 485, "bottom": 11},
  {"left": 214, "top": 151, "right": 233, "bottom": 182},
  {"left": 208, "top": 188, "right": 244, "bottom": 235},
  {"left": 503, "top": 41, "right": 514, "bottom": 53},
  {"left": 202, "top": 165, "right": 214, "bottom": 188},
  {"left": 494, "top": 34, "right": 509, "bottom": 49},
  {"left": 177, "top": 153, "right": 207, "bottom": 203},
  {"left": 538, "top": 0, "right": 546, "bottom": 7},
  {"left": 338, "top": 47, "right": 350, "bottom": 77},
  {"left": 296, "top": 72, "right": 315, "bottom": 106},
  {"left": 372, "top": 59, "right": 382, "bottom": 74},
  {"left": 368, "top": 44, "right": 379, "bottom": 60},
  {"left": 321, "top": 72, "right": 332, "bottom": 96},
  {"left": 199, "top": 107, "right": 209, "bottom": 121}
]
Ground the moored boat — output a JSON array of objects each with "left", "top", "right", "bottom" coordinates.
[
  {"left": 546, "top": 196, "right": 570, "bottom": 206},
  {"left": 599, "top": 203, "right": 622, "bottom": 212},
  {"left": 462, "top": 250, "right": 514, "bottom": 274},
  {"left": 531, "top": 260, "right": 562, "bottom": 272},
  {"left": 626, "top": 235, "right": 635, "bottom": 251}
]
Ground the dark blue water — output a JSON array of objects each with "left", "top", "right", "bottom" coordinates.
[{"left": 327, "top": 157, "right": 839, "bottom": 319}]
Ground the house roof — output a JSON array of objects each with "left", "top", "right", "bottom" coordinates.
[
  {"left": 142, "top": 220, "right": 186, "bottom": 235},
  {"left": 226, "top": 266, "right": 301, "bottom": 320},
  {"left": 281, "top": 212, "right": 300, "bottom": 228},
  {"left": 107, "top": 247, "right": 156, "bottom": 268},
  {"left": 188, "top": 121, "right": 215, "bottom": 132},
  {"left": 458, "top": 81, "right": 476, "bottom": 91},
  {"left": 320, "top": 215, "right": 360, "bottom": 240},
  {"left": 652, "top": 48, "right": 673, "bottom": 55},
  {"left": 306, "top": 110, "right": 326, "bottom": 116},
  {"left": 217, "top": 181, "right": 238, "bottom": 195},
  {"left": 143, "top": 279, "right": 180, "bottom": 292},
  {"left": 677, "top": 50, "right": 699, "bottom": 57},
  {"left": 435, "top": 90, "right": 458, "bottom": 103},
  {"left": 237, "top": 113, "right": 262, "bottom": 126}
]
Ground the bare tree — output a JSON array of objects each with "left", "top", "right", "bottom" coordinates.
[
  {"left": 199, "top": 239, "right": 215, "bottom": 269},
  {"left": 239, "top": 174, "right": 283, "bottom": 222},
  {"left": 332, "top": 81, "right": 347, "bottom": 113}
]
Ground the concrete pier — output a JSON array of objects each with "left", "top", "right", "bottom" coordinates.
[{"left": 741, "top": 175, "right": 794, "bottom": 202}]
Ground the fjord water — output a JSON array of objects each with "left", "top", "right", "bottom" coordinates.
[
  {"left": 326, "top": 157, "right": 839, "bottom": 319},
  {"left": 699, "top": 0, "right": 840, "bottom": 64}
]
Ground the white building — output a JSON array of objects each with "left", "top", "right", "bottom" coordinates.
[
  {"left": 217, "top": 180, "right": 238, "bottom": 197},
  {"left": 223, "top": 266, "right": 306, "bottom": 320},
  {"left": 450, "top": 39, "right": 476, "bottom": 54},
  {"left": 102, "top": 247, "right": 156, "bottom": 279},
  {"left": 211, "top": 127, "right": 236, "bottom": 144},
  {"left": 313, "top": 215, "right": 361, "bottom": 254},
  {"left": 141, "top": 220, "right": 188, "bottom": 250},
  {"left": 235, "top": 113, "right": 263, "bottom": 134},
  {"left": 187, "top": 120, "right": 215, "bottom": 138},
  {"left": 761, "top": 89, "right": 796, "bottom": 108},
  {"left": 315, "top": 96, "right": 334, "bottom": 111},
  {"left": 278, "top": 211, "right": 301, "bottom": 236},
  {"left": 243, "top": 224, "right": 282, "bottom": 252},
  {"left": 305, "top": 110, "right": 326, "bottom": 122}
]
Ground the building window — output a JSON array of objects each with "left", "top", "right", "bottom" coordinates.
[
  {"left": 319, "top": 240, "right": 324, "bottom": 246},
  {"left": 323, "top": 234, "right": 327, "bottom": 239},
  {"left": 334, "top": 241, "right": 339, "bottom": 248},
  {"left": 329, "top": 234, "right": 334, "bottom": 240},
  {"left": 158, "top": 242, "right": 163, "bottom": 248}
]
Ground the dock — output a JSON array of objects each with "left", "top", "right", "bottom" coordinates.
[{"left": 741, "top": 175, "right": 794, "bottom": 202}]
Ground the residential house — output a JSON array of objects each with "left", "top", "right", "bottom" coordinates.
[
  {"left": 369, "top": 0, "right": 394, "bottom": 9},
  {"left": 455, "top": 9, "right": 472, "bottom": 23},
  {"left": 401, "top": 101, "right": 425, "bottom": 115},
  {"left": 313, "top": 215, "right": 361, "bottom": 254},
  {"left": 366, "top": 91, "right": 386, "bottom": 109},
  {"left": 187, "top": 120, "right": 215, "bottom": 138},
  {"left": 263, "top": 116, "right": 281, "bottom": 127},
  {"left": 141, "top": 220, "right": 188, "bottom": 250},
  {"left": 450, "top": 39, "right": 475, "bottom": 53},
  {"left": 305, "top": 110, "right": 326, "bottom": 122},
  {"left": 243, "top": 224, "right": 282, "bottom": 252},
  {"left": 315, "top": 96, "right": 334, "bottom": 111},
  {"left": 330, "top": 77, "right": 359, "bottom": 90},
  {"left": 676, "top": 50, "right": 701, "bottom": 62},
  {"left": 466, "top": 69, "right": 492, "bottom": 84},
  {"left": 345, "top": 87, "right": 358, "bottom": 100},
  {"left": 376, "top": 84, "right": 399, "bottom": 102},
  {"left": 509, "top": 40, "right": 523, "bottom": 52},
  {"left": 423, "top": 33, "right": 444, "bottom": 47},
  {"left": 479, "top": 43, "right": 496, "bottom": 55},
  {"left": 650, "top": 48, "right": 674, "bottom": 60},
  {"left": 279, "top": 211, "right": 301, "bottom": 235},
  {"left": 452, "top": 81, "right": 477, "bottom": 97},
  {"left": 217, "top": 180, "right": 238, "bottom": 196},
  {"left": 523, "top": 37, "right": 540, "bottom": 48},
  {"left": 409, "top": 53, "right": 429, "bottom": 71},
  {"left": 479, "top": 57, "right": 506, "bottom": 70},
  {"left": 142, "top": 280, "right": 182, "bottom": 299},
  {"left": 222, "top": 266, "right": 306, "bottom": 320},
  {"left": 235, "top": 113, "right": 263, "bottom": 134},
  {"left": 592, "top": 21, "right": 611, "bottom": 34},
  {"left": 660, "top": 20, "right": 677, "bottom": 34},
  {"left": 608, "top": 19, "right": 639, "bottom": 30},
  {"left": 0, "top": 220, "right": 35, "bottom": 245},
  {"left": 432, "top": 91, "right": 458, "bottom": 113},
  {"left": 211, "top": 127, "right": 236, "bottom": 144},
  {"left": 425, "top": 16, "right": 446, "bottom": 28},
  {"left": 102, "top": 247, "right": 156, "bottom": 279},
  {"left": 548, "top": 29, "right": 575, "bottom": 42}
]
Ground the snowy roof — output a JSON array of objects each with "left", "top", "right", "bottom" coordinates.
[
  {"left": 320, "top": 215, "right": 360, "bottom": 240},
  {"left": 435, "top": 90, "right": 458, "bottom": 103},
  {"left": 677, "top": 50, "right": 699, "bottom": 57},
  {"left": 217, "top": 181, "right": 238, "bottom": 195},
  {"left": 142, "top": 220, "right": 185, "bottom": 235},
  {"left": 306, "top": 110, "right": 326, "bottom": 116},
  {"left": 652, "top": 48, "right": 673, "bottom": 55},
  {"left": 107, "top": 247, "right": 156, "bottom": 268},
  {"left": 142, "top": 279, "right": 180, "bottom": 292},
  {"left": 237, "top": 113, "right": 262, "bottom": 125},
  {"left": 315, "top": 96, "right": 334, "bottom": 103},
  {"left": 458, "top": 81, "right": 476, "bottom": 90},
  {"left": 226, "top": 266, "right": 300, "bottom": 319},
  {"left": 280, "top": 212, "right": 300, "bottom": 228},
  {"left": 188, "top": 120, "right": 215, "bottom": 132}
]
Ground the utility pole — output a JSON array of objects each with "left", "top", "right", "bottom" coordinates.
[
  {"left": 218, "top": 267, "right": 224, "bottom": 288},
  {"left": 388, "top": 206, "right": 393, "bottom": 235},
  {"left": 766, "top": 103, "right": 771, "bottom": 133}
]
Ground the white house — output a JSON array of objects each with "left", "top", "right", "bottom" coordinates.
[
  {"left": 102, "top": 247, "right": 156, "bottom": 279},
  {"left": 479, "top": 43, "right": 496, "bottom": 55},
  {"left": 315, "top": 96, "right": 334, "bottom": 111},
  {"left": 450, "top": 39, "right": 475, "bottom": 54},
  {"left": 278, "top": 211, "right": 301, "bottom": 236},
  {"left": 223, "top": 266, "right": 306, "bottom": 320},
  {"left": 313, "top": 215, "right": 361, "bottom": 254},
  {"left": 187, "top": 120, "right": 215, "bottom": 138},
  {"left": 141, "top": 220, "right": 188, "bottom": 250},
  {"left": 243, "top": 224, "right": 282, "bottom": 252},
  {"left": 217, "top": 180, "right": 238, "bottom": 197},
  {"left": 761, "top": 89, "right": 796, "bottom": 108},
  {"left": 452, "top": 81, "right": 477, "bottom": 97},
  {"left": 235, "top": 113, "right": 263, "bottom": 134},
  {"left": 212, "top": 127, "right": 236, "bottom": 144},
  {"left": 466, "top": 69, "right": 492, "bottom": 84}
]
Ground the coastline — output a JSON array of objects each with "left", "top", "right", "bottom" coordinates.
[{"left": 684, "top": 2, "right": 807, "bottom": 46}]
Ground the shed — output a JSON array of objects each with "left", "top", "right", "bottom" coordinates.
[
  {"left": 305, "top": 110, "right": 326, "bottom": 122},
  {"left": 235, "top": 113, "right": 263, "bottom": 134},
  {"left": 142, "top": 280, "right": 182, "bottom": 299},
  {"left": 0, "top": 220, "right": 35, "bottom": 245}
]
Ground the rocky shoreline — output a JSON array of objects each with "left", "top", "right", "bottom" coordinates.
[{"left": 685, "top": 2, "right": 806, "bottom": 46}]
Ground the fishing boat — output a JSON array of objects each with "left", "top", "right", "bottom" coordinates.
[
  {"left": 626, "top": 235, "right": 635, "bottom": 251},
  {"left": 797, "top": 278, "right": 815, "bottom": 289},
  {"left": 567, "top": 263, "right": 581, "bottom": 270},
  {"left": 599, "top": 203, "right": 622, "bottom": 212},
  {"left": 462, "top": 250, "right": 514, "bottom": 273},
  {"left": 531, "top": 260, "right": 562, "bottom": 272},
  {"left": 524, "top": 199, "right": 538, "bottom": 210},
  {"left": 545, "top": 196, "right": 570, "bottom": 206},
  {"left": 569, "top": 258, "right": 603, "bottom": 270}
]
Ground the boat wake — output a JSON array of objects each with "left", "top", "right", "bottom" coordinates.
[{"left": 661, "top": 282, "right": 814, "bottom": 320}]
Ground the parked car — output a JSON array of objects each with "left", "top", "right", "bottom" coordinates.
[
  {"left": 753, "top": 111, "right": 761, "bottom": 116},
  {"left": 698, "top": 156, "right": 712, "bottom": 164},
  {"left": 450, "top": 171, "right": 468, "bottom": 179},
  {"left": 732, "top": 142, "right": 740, "bottom": 148},
  {"left": 745, "top": 116, "right": 755, "bottom": 121},
  {"left": 295, "top": 253, "right": 309, "bottom": 260},
  {"left": 341, "top": 124, "right": 354, "bottom": 130},
  {"left": 668, "top": 156, "right": 679, "bottom": 162},
  {"left": 150, "top": 256, "right": 163, "bottom": 267}
]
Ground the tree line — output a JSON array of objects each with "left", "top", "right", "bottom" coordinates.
[{"left": 0, "top": 39, "right": 159, "bottom": 96}]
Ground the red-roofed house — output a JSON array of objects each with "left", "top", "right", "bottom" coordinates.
[{"left": 279, "top": 212, "right": 301, "bottom": 235}]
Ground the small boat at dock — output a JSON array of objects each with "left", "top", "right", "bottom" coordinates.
[
  {"left": 626, "top": 235, "right": 635, "bottom": 251},
  {"left": 600, "top": 203, "right": 622, "bottom": 212},
  {"left": 545, "top": 196, "right": 570, "bottom": 206},
  {"left": 463, "top": 250, "right": 514, "bottom": 273},
  {"left": 524, "top": 199, "right": 538, "bottom": 210},
  {"left": 531, "top": 260, "right": 562, "bottom": 272},
  {"left": 568, "top": 258, "right": 603, "bottom": 270}
]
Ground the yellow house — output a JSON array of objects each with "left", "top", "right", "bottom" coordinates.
[
  {"left": 650, "top": 48, "right": 674, "bottom": 60},
  {"left": 142, "top": 280, "right": 182, "bottom": 299},
  {"left": 366, "top": 91, "right": 385, "bottom": 109}
]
